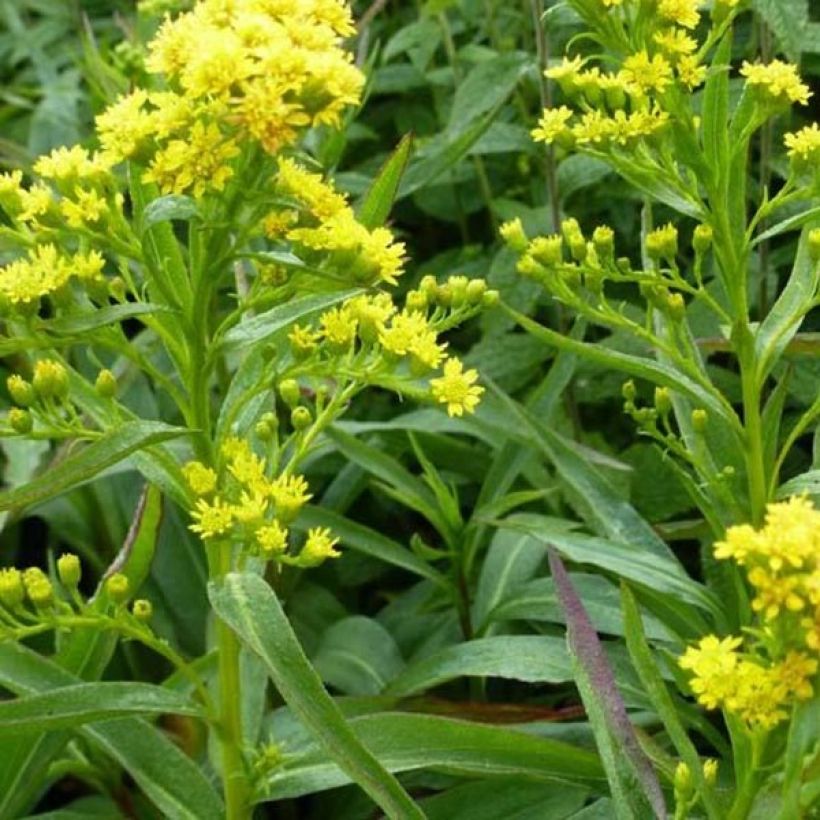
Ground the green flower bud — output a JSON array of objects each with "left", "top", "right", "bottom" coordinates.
[
  {"left": 24, "top": 568, "right": 53, "bottom": 609},
  {"left": 692, "top": 408, "right": 708, "bottom": 433},
  {"left": 6, "top": 375, "right": 35, "bottom": 407},
  {"left": 32, "top": 360, "right": 69, "bottom": 401},
  {"left": 569, "top": 236, "right": 588, "bottom": 263},
  {"left": 499, "top": 217, "right": 528, "bottom": 252},
  {"left": 278, "top": 379, "right": 301, "bottom": 407},
  {"left": 646, "top": 223, "right": 678, "bottom": 262},
  {"left": 466, "top": 279, "right": 487, "bottom": 304},
  {"left": 622, "top": 380, "right": 637, "bottom": 402},
  {"left": 132, "top": 598, "right": 153, "bottom": 622},
  {"left": 561, "top": 218, "right": 582, "bottom": 245},
  {"left": 592, "top": 225, "right": 615, "bottom": 259},
  {"left": 8, "top": 407, "right": 33, "bottom": 434},
  {"left": 57, "top": 553, "right": 81, "bottom": 588},
  {"left": 529, "top": 235, "right": 563, "bottom": 267},
  {"left": 95, "top": 369, "right": 117, "bottom": 399},
  {"left": 447, "top": 276, "right": 469, "bottom": 308},
  {"left": 481, "top": 289, "right": 500, "bottom": 307},
  {"left": 291, "top": 406, "right": 312, "bottom": 431},
  {"left": 404, "top": 290, "right": 427, "bottom": 312},
  {"left": 664, "top": 292, "right": 686, "bottom": 321},
  {"left": 809, "top": 228, "right": 820, "bottom": 263},
  {"left": 674, "top": 761, "right": 693, "bottom": 800},
  {"left": 255, "top": 412, "right": 278, "bottom": 441},
  {"left": 0, "top": 568, "right": 25, "bottom": 610},
  {"left": 654, "top": 386, "right": 672, "bottom": 417},
  {"left": 616, "top": 257, "right": 631, "bottom": 273},
  {"left": 106, "top": 573, "right": 130, "bottom": 604},
  {"left": 693, "top": 224, "right": 713, "bottom": 254},
  {"left": 419, "top": 275, "right": 439, "bottom": 298},
  {"left": 703, "top": 759, "right": 718, "bottom": 786},
  {"left": 108, "top": 276, "right": 127, "bottom": 302}
]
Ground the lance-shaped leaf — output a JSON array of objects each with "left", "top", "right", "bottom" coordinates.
[
  {"left": 357, "top": 135, "right": 413, "bottom": 229},
  {"left": 0, "top": 422, "right": 186, "bottom": 514},
  {"left": 209, "top": 572, "right": 425, "bottom": 819},
  {"left": 548, "top": 550, "right": 666, "bottom": 820}
]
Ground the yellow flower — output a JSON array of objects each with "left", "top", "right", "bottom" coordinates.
[
  {"left": 96, "top": 90, "right": 154, "bottom": 163},
  {"left": 653, "top": 28, "right": 698, "bottom": 60},
  {"left": 299, "top": 527, "right": 341, "bottom": 566},
  {"left": 572, "top": 111, "right": 615, "bottom": 146},
  {"left": 785, "top": 123, "right": 820, "bottom": 165},
  {"left": 189, "top": 497, "right": 235, "bottom": 539},
  {"left": 544, "top": 55, "right": 584, "bottom": 95},
  {"left": 430, "top": 358, "right": 484, "bottom": 417},
  {"left": 182, "top": 461, "right": 218, "bottom": 495},
  {"left": 380, "top": 311, "right": 431, "bottom": 356},
  {"left": 289, "top": 324, "right": 321, "bottom": 357},
  {"left": 223, "top": 437, "right": 267, "bottom": 490},
  {"left": 268, "top": 473, "right": 311, "bottom": 523},
  {"left": 320, "top": 306, "right": 358, "bottom": 349},
  {"left": 621, "top": 51, "right": 673, "bottom": 94},
  {"left": 142, "top": 120, "right": 240, "bottom": 198},
  {"left": 59, "top": 189, "right": 108, "bottom": 230},
  {"left": 532, "top": 106, "right": 574, "bottom": 145},
  {"left": 679, "top": 635, "right": 742, "bottom": 708},
  {"left": 233, "top": 491, "right": 269, "bottom": 524},
  {"left": 775, "top": 651, "right": 817, "bottom": 700},
  {"left": 740, "top": 60, "right": 812, "bottom": 106},
  {"left": 677, "top": 56, "right": 707, "bottom": 90},
  {"left": 347, "top": 293, "right": 396, "bottom": 344},
  {"left": 33, "top": 145, "right": 109, "bottom": 184},
  {"left": 658, "top": 0, "right": 701, "bottom": 29},
  {"left": 256, "top": 521, "right": 288, "bottom": 556},
  {"left": 276, "top": 158, "right": 348, "bottom": 220}
]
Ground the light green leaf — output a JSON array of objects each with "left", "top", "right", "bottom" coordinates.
[
  {"left": 220, "top": 289, "right": 361, "bottom": 349},
  {"left": 0, "top": 422, "right": 187, "bottom": 513},
  {"left": 357, "top": 135, "right": 413, "bottom": 229},
  {"left": 209, "top": 572, "right": 425, "bottom": 819},
  {"left": 0, "top": 682, "right": 201, "bottom": 735},
  {"left": 141, "top": 194, "right": 200, "bottom": 229},
  {"left": 0, "top": 643, "right": 223, "bottom": 819},
  {"left": 751, "top": 0, "right": 808, "bottom": 60},
  {"left": 44, "top": 303, "right": 175, "bottom": 336},
  {"left": 776, "top": 469, "right": 820, "bottom": 500},
  {"left": 385, "top": 636, "right": 572, "bottom": 697}
]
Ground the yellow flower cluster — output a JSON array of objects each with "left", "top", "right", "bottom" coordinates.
[
  {"left": 184, "top": 437, "right": 339, "bottom": 567},
  {"left": 0, "top": 245, "right": 105, "bottom": 308},
  {"left": 740, "top": 60, "right": 812, "bottom": 106},
  {"left": 680, "top": 498, "right": 820, "bottom": 729},
  {"left": 785, "top": 123, "right": 820, "bottom": 168},
  {"left": 289, "top": 279, "right": 489, "bottom": 417},
  {"left": 679, "top": 638, "right": 816, "bottom": 729},
  {"left": 270, "top": 159, "right": 405, "bottom": 286},
  {"left": 97, "top": 0, "right": 363, "bottom": 197}
]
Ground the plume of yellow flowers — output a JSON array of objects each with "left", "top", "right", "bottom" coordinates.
[{"left": 679, "top": 498, "right": 820, "bottom": 730}]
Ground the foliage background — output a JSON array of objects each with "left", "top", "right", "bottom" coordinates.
[{"left": 1, "top": 0, "right": 819, "bottom": 816}]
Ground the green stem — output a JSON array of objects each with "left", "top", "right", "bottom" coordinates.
[
  {"left": 739, "top": 346, "right": 768, "bottom": 525},
  {"left": 727, "top": 732, "right": 766, "bottom": 820}
]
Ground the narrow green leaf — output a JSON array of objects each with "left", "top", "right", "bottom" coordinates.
[
  {"left": 621, "top": 585, "right": 720, "bottom": 820},
  {"left": 44, "top": 302, "right": 175, "bottom": 335},
  {"left": 0, "top": 682, "right": 201, "bottom": 735},
  {"left": 702, "top": 35, "right": 731, "bottom": 177},
  {"left": 209, "top": 572, "right": 425, "bottom": 819},
  {"left": 0, "top": 643, "right": 223, "bottom": 819},
  {"left": 357, "top": 135, "right": 413, "bottom": 229},
  {"left": 752, "top": 205, "right": 820, "bottom": 247},
  {"left": 385, "top": 636, "right": 572, "bottom": 697},
  {"left": 258, "top": 712, "right": 605, "bottom": 801},
  {"left": 221, "top": 289, "right": 361, "bottom": 349},
  {"left": 0, "top": 422, "right": 187, "bottom": 513},
  {"left": 778, "top": 695, "right": 820, "bottom": 819},
  {"left": 776, "top": 469, "right": 820, "bottom": 500}
]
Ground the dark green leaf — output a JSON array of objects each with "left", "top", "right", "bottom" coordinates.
[{"left": 357, "top": 135, "right": 413, "bottom": 229}]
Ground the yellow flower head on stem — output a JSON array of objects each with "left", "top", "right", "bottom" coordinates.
[{"left": 430, "top": 358, "right": 484, "bottom": 417}]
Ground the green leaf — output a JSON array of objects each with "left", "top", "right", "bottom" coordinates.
[
  {"left": 295, "top": 505, "right": 447, "bottom": 586},
  {"left": 549, "top": 553, "right": 665, "bottom": 820},
  {"left": 447, "top": 53, "right": 529, "bottom": 137},
  {"left": 0, "top": 422, "right": 187, "bottom": 513},
  {"left": 0, "top": 643, "right": 223, "bottom": 819},
  {"left": 385, "top": 635, "right": 572, "bottom": 697},
  {"left": 701, "top": 35, "right": 731, "bottom": 178},
  {"left": 357, "top": 135, "right": 413, "bottom": 229},
  {"left": 0, "top": 682, "right": 201, "bottom": 735},
  {"left": 220, "top": 289, "right": 361, "bottom": 349},
  {"left": 499, "top": 513, "right": 718, "bottom": 616},
  {"left": 141, "top": 194, "right": 200, "bottom": 229},
  {"left": 503, "top": 304, "right": 741, "bottom": 436},
  {"left": 258, "top": 712, "right": 605, "bottom": 800},
  {"left": 755, "top": 224, "right": 820, "bottom": 384},
  {"left": 208, "top": 572, "right": 425, "bottom": 819},
  {"left": 43, "top": 302, "right": 176, "bottom": 336},
  {"left": 313, "top": 616, "right": 405, "bottom": 695},
  {"left": 751, "top": 0, "right": 808, "bottom": 61},
  {"left": 779, "top": 694, "right": 820, "bottom": 818},
  {"left": 752, "top": 205, "right": 820, "bottom": 247},
  {"left": 776, "top": 469, "right": 820, "bottom": 500}
]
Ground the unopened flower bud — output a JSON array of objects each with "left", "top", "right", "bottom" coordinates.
[
  {"left": 466, "top": 279, "right": 487, "bottom": 304},
  {"left": 692, "top": 408, "right": 708, "bottom": 433},
  {"left": 255, "top": 412, "right": 278, "bottom": 441},
  {"left": 622, "top": 380, "right": 637, "bottom": 402},
  {"left": 405, "top": 290, "right": 427, "bottom": 312},
  {"left": 7, "top": 375, "right": 34, "bottom": 407},
  {"left": 561, "top": 218, "right": 582, "bottom": 245},
  {"left": 0, "top": 568, "right": 24, "bottom": 610},
  {"left": 24, "top": 568, "right": 53, "bottom": 608},
  {"left": 419, "top": 275, "right": 439, "bottom": 298},
  {"left": 693, "top": 224, "right": 713, "bottom": 254},
  {"left": 108, "top": 276, "right": 127, "bottom": 302},
  {"left": 482, "top": 289, "right": 500, "bottom": 307},
  {"left": 674, "top": 761, "right": 693, "bottom": 800},
  {"left": 8, "top": 407, "right": 33, "bottom": 434},
  {"left": 95, "top": 369, "right": 117, "bottom": 399},
  {"left": 569, "top": 236, "right": 588, "bottom": 263},
  {"left": 592, "top": 225, "right": 614, "bottom": 259},
  {"left": 291, "top": 406, "right": 312, "bottom": 431},
  {"left": 530, "top": 235, "right": 563, "bottom": 267},
  {"left": 447, "top": 276, "right": 469, "bottom": 307},
  {"left": 278, "top": 379, "right": 300, "bottom": 407},
  {"left": 499, "top": 217, "right": 528, "bottom": 252},
  {"left": 57, "top": 553, "right": 81, "bottom": 588},
  {"left": 132, "top": 599, "right": 153, "bottom": 622},
  {"left": 646, "top": 224, "right": 678, "bottom": 261},
  {"left": 106, "top": 573, "right": 130, "bottom": 604},
  {"left": 664, "top": 292, "right": 686, "bottom": 321},
  {"left": 654, "top": 386, "right": 672, "bottom": 417},
  {"left": 32, "top": 360, "right": 69, "bottom": 401},
  {"left": 703, "top": 758, "right": 718, "bottom": 786},
  {"left": 809, "top": 229, "right": 820, "bottom": 263}
]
